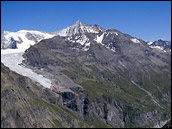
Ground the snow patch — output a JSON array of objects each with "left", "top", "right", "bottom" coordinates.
[
  {"left": 94, "top": 33, "right": 104, "bottom": 44},
  {"left": 147, "top": 41, "right": 153, "bottom": 45},
  {"left": 150, "top": 46, "right": 164, "bottom": 51},
  {"left": 66, "top": 37, "right": 75, "bottom": 43},
  {"left": 114, "top": 32, "right": 118, "bottom": 36},
  {"left": 66, "top": 34, "right": 90, "bottom": 51},
  {"left": 83, "top": 42, "right": 91, "bottom": 51},
  {"left": 76, "top": 34, "right": 89, "bottom": 45},
  {"left": 130, "top": 38, "right": 140, "bottom": 43},
  {"left": 105, "top": 43, "right": 116, "bottom": 52},
  {"left": 94, "top": 33, "right": 117, "bottom": 52},
  {"left": 119, "top": 61, "right": 126, "bottom": 68},
  {"left": 94, "top": 34, "right": 116, "bottom": 52}
]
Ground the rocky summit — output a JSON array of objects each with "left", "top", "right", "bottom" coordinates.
[{"left": 1, "top": 21, "right": 171, "bottom": 128}]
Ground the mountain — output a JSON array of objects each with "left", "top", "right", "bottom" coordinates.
[
  {"left": 1, "top": 30, "right": 55, "bottom": 50},
  {"left": 1, "top": 21, "right": 171, "bottom": 128},
  {"left": 1, "top": 63, "right": 90, "bottom": 128},
  {"left": 1, "top": 21, "right": 171, "bottom": 53},
  {"left": 147, "top": 39, "right": 171, "bottom": 52},
  {"left": 50, "top": 20, "right": 105, "bottom": 36}
]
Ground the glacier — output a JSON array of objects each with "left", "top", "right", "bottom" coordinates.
[
  {"left": 1, "top": 51, "right": 52, "bottom": 88},
  {"left": 1, "top": 30, "right": 55, "bottom": 88}
]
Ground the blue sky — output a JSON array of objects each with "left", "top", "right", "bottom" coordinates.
[{"left": 1, "top": 1, "right": 171, "bottom": 41}]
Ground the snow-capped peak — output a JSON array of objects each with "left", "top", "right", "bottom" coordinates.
[
  {"left": 74, "top": 20, "right": 85, "bottom": 26},
  {"left": 51, "top": 20, "right": 105, "bottom": 36},
  {"left": 147, "top": 39, "right": 171, "bottom": 52},
  {"left": 1, "top": 30, "right": 55, "bottom": 51}
]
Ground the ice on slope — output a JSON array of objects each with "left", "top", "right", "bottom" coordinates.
[
  {"left": 1, "top": 30, "right": 55, "bottom": 88},
  {"left": 1, "top": 52, "right": 52, "bottom": 88}
]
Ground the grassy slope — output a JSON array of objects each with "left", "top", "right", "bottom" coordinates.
[{"left": 61, "top": 63, "right": 171, "bottom": 127}]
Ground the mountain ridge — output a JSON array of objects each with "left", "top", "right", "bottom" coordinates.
[
  {"left": 1, "top": 21, "right": 171, "bottom": 128},
  {"left": 1, "top": 21, "right": 171, "bottom": 52}
]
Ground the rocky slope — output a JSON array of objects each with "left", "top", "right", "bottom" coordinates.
[
  {"left": 1, "top": 21, "right": 171, "bottom": 128},
  {"left": 1, "top": 63, "right": 91, "bottom": 128}
]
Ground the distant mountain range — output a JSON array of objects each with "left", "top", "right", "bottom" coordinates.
[
  {"left": 1, "top": 20, "right": 171, "bottom": 52},
  {"left": 1, "top": 21, "right": 171, "bottom": 128},
  {"left": 148, "top": 39, "right": 171, "bottom": 52}
]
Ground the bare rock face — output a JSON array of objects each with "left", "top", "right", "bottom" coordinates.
[
  {"left": 25, "top": 32, "right": 44, "bottom": 43},
  {"left": 1, "top": 37, "right": 17, "bottom": 49}
]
